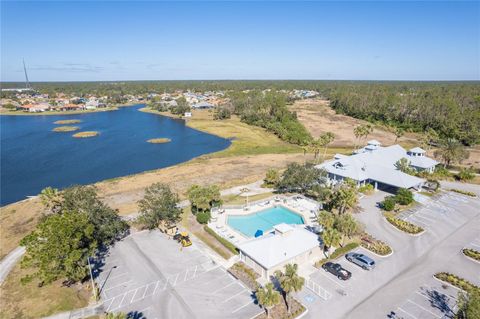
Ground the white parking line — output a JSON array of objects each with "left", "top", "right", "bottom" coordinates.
[
  {"left": 212, "top": 281, "right": 237, "bottom": 294},
  {"left": 406, "top": 299, "right": 441, "bottom": 318},
  {"left": 152, "top": 281, "right": 160, "bottom": 295},
  {"left": 118, "top": 292, "right": 127, "bottom": 308},
  {"left": 223, "top": 289, "right": 246, "bottom": 303},
  {"left": 470, "top": 242, "right": 480, "bottom": 248},
  {"left": 104, "top": 279, "right": 133, "bottom": 292},
  {"left": 130, "top": 289, "right": 138, "bottom": 303},
  {"left": 231, "top": 299, "right": 254, "bottom": 314},
  {"left": 397, "top": 306, "right": 418, "bottom": 319},
  {"left": 318, "top": 271, "right": 346, "bottom": 288},
  {"left": 414, "top": 212, "right": 436, "bottom": 223}
]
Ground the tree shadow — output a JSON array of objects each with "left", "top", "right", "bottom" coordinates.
[
  {"left": 127, "top": 311, "right": 146, "bottom": 319},
  {"left": 423, "top": 287, "right": 455, "bottom": 318}
]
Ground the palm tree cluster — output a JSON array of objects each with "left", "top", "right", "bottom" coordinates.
[
  {"left": 256, "top": 264, "right": 305, "bottom": 318},
  {"left": 353, "top": 124, "right": 373, "bottom": 150},
  {"left": 302, "top": 131, "right": 335, "bottom": 163}
]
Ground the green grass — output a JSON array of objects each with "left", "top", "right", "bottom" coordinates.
[
  {"left": 315, "top": 242, "right": 359, "bottom": 267},
  {"left": 204, "top": 225, "right": 239, "bottom": 255}
]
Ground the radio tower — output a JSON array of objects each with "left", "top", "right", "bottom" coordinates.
[{"left": 23, "top": 59, "right": 31, "bottom": 89}]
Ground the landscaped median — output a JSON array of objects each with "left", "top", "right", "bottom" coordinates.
[
  {"left": 360, "top": 233, "right": 393, "bottom": 257},
  {"left": 434, "top": 272, "right": 480, "bottom": 293},
  {"left": 462, "top": 248, "right": 480, "bottom": 263},
  {"left": 383, "top": 212, "right": 424, "bottom": 235},
  {"left": 228, "top": 262, "right": 260, "bottom": 290}
]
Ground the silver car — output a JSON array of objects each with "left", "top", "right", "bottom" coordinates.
[{"left": 345, "top": 252, "right": 375, "bottom": 270}]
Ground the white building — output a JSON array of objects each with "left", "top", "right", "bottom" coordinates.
[
  {"left": 237, "top": 224, "right": 322, "bottom": 278},
  {"left": 317, "top": 141, "right": 438, "bottom": 191}
]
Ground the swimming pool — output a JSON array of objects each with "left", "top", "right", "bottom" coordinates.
[{"left": 227, "top": 206, "right": 305, "bottom": 237}]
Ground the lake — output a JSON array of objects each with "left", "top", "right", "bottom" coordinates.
[{"left": 0, "top": 105, "right": 230, "bottom": 206}]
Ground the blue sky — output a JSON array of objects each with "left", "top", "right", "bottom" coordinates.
[{"left": 1, "top": 1, "right": 479, "bottom": 81}]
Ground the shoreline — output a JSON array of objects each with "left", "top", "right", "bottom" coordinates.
[{"left": 0, "top": 103, "right": 136, "bottom": 116}]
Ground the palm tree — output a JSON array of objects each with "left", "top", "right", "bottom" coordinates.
[
  {"left": 362, "top": 124, "right": 373, "bottom": 144},
  {"left": 353, "top": 125, "right": 362, "bottom": 151},
  {"left": 322, "top": 228, "right": 341, "bottom": 257},
  {"left": 321, "top": 132, "right": 335, "bottom": 160},
  {"left": 256, "top": 283, "right": 281, "bottom": 318},
  {"left": 40, "top": 186, "right": 62, "bottom": 213},
  {"left": 310, "top": 138, "right": 324, "bottom": 163},
  {"left": 335, "top": 214, "right": 359, "bottom": 245},
  {"left": 275, "top": 264, "right": 305, "bottom": 313},
  {"left": 394, "top": 127, "right": 404, "bottom": 143}
]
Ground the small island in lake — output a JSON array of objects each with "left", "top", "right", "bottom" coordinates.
[
  {"left": 53, "top": 126, "right": 80, "bottom": 132},
  {"left": 147, "top": 138, "right": 172, "bottom": 144},
  {"left": 73, "top": 131, "right": 99, "bottom": 138},
  {"left": 54, "top": 119, "right": 82, "bottom": 125}
]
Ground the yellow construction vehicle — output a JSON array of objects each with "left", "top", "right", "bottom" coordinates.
[{"left": 173, "top": 232, "right": 192, "bottom": 247}]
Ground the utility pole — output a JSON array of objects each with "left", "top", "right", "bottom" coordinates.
[{"left": 87, "top": 256, "right": 97, "bottom": 301}]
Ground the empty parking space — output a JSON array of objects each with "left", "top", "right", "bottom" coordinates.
[
  {"left": 395, "top": 279, "right": 459, "bottom": 319},
  {"left": 95, "top": 231, "right": 262, "bottom": 318},
  {"left": 306, "top": 248, "right": 386, "bottom": 300}
]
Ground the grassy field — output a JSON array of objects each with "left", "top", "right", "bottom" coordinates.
[
  {"left": 140, "top": 108, "right": 301, "bottom": 157},
  {"left": 0, "top": 264, "right": 90, "bottom": 319}
]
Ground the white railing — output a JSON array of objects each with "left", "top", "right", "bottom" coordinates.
[{"left": 306, "top": 279, "right": 332, "bottom": 300}]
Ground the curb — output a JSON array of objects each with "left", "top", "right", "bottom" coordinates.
[
  {"left": 359, "top": 245, "right": 394, "bottom": 258},
  {"left": 461, "top": 250, "right": 480, "bottom": 265},
  {"left": 383, "top": 216, "right": 426, "bottom": 237},
  {"left": 432, "top": 275, "right": 465, "bottom": 293}
]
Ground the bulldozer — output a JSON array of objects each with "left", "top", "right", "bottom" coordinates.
[{"left": 173, "top": 231, "right": 192, "bottom": 248}]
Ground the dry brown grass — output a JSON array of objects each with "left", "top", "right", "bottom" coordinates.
[
  {"left": 0, "top": 264, "right": 90, "bottom": 319},
  {"left": 290, "top": 98, "right": 420, "bottom": 147}
]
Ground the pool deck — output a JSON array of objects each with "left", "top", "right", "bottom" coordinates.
[{"left": 208, "top": 194, "right": 321, "bottom": 246}]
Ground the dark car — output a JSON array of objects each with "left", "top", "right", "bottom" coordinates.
[
  {"left": 345, "top": 252, "right": 376, "bottom": 270},
  {"left": 322, "top": 262, "right": 352, "bottom": 280}
]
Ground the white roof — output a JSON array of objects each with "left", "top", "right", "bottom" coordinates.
[
  {"left": 237, "top": 225, "right": 320, "bottom": 269},
  {"left": 409, "top": 147, "right": 426, "bottom": 154},
  {"left": 317, "top": 144, "right": 437, "bottom": 189},
  {"left": 368, "top": 139, "right": 382, "bottom": 146}
]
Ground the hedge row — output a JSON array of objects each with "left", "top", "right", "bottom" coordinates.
[
  {"left": 384, "top": 213, "right": 424, "bottom": 234},
  {"left": 435, "top": 272, "right": 480, "bottom": 293},
  {"left": 204, "top": 225, "right": 239, "bottom": 255},
  {"left": 450, "top": 189, "right": 477, "bottom": 197},
  {"left": 463, "top": 248, "right": 480, "bottom": 262}
]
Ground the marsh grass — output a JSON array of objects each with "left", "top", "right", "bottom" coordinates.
[
  {"left": 52, "top": 126, "right": 80, "bottom": 132},
  {"left": 54, "top": 119, "right": 82, "bottom": 125},
  {"left": 72, "top": 131, "right": 99, "bottom": 138},
  {"left": 147, "top": 138, "right": 171, "bottom": 144}
]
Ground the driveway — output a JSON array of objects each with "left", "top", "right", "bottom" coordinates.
[
  {"left": 297, "top": 189, "right": 480, "bottom": 319},
  {"left": 94, "top": 231, "right": 262, "bottom": 319}
]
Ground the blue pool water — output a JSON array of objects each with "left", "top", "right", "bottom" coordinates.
[{"left": 227, "top": 206, "right": 304, "bottom": 237}]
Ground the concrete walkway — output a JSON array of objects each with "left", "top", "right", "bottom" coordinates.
[
  {"left": 0, "top": 246, "right": 25, "bottom": 285},
  {"left": 42, "top": 303, "right": 104, "bottom": 319}
]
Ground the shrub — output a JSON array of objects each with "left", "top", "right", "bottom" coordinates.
[
  {"left": 213, "top": 107, "right": 231, "bottom": 120},
  {"left": 384, "top": 213, "right": 424, "bottom": 234},
  {"left": 360, "top": 233, "right": 392, "bottom": 256},
  {"left": 382, "top": 196, "right": 396, "bottom": 211},
  {"left": 315, "top": 242, "right": 359, "bottom": 268},
  {"left": 456, "top": 167, "right": 476, "bottom": 181},
  {"left": 450, "top": 189, "right": 477, "bottom": 197},
  {"left": 395, "top": 188, "right": 414, "bottom": 205},
  {"left": 435, "top": 272, "right": 480, "bottom": 294},
  {"left": 196, "top": 211, "right": 211, "bottom": 224},
  {"left": 204, "top": 226, "right": 238, "bottom": 255},
  {"left": 463, "top": 248, "right": 480, "bottom": 261},
  {"left": 358, "top": 184, "right": 374, "bottom": 194}
]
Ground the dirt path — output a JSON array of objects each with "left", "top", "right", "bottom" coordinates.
[{"left": 290, "top": 98, "right": 419, "bottom": 147}]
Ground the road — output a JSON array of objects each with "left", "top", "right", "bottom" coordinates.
[{"left": 0, "top": 246, "right": 25, "bottom": 285}]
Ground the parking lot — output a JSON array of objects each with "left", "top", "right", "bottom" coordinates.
[
  {"left": 94, "top": 231, "right": 263, "bottom": 319},
  {"left": 394, "top": 278, "right": 460, "bottom": 319},
  {"left": 297, "top": 189, "right": 480, "bottom": 319}
]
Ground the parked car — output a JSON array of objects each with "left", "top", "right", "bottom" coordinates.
[
  {"left": 322, "top": 262, "right": 352, "bottom": 280},
  {"left": 345, "top": 252, "right": 376, "bottom": 270}
]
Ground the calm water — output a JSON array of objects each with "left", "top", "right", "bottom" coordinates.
[
  {"left": 0, "top": 105, "right": 230, "bottom": 206},
  {"left": 227, "top": 206, "right": 305, "bottom": 237}
]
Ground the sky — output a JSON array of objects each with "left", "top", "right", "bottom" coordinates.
[{"left": 1, "top": 1, "right": 479, "bottom": 81}]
